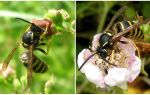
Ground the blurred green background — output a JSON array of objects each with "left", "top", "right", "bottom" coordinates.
[
  {"left": 77, "top": 1, "right": 150, "bottom": 94},
  {"left": 0, "top": 1, "right": 75, "bottom": 94}
]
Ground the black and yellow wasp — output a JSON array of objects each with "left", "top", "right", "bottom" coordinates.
[
  {"left": 2, "top": 18, "right": 56, "bottom": 89},
  {"left": 78, "top": 6, "right": 150, "bottom": 71}
]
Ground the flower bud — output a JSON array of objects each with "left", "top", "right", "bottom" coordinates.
[
  {"left": 59, "top": 9, "right": 70, "bottom": 21},
  {"left": 20, "top": 75, "right": 27, "bottom": 88},
  {"left": 44, "top": 9, "right": 63, "bottom": 27},
  {"left": 44, "top": 75, "right": 55, "bottom": 94},
  {"left": 13, "top": 78, "right": 21, "bottom": 90}
]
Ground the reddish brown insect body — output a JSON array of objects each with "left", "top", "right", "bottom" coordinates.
[{"left": 32, "top": 19, "right": 57, "bottom": 37}]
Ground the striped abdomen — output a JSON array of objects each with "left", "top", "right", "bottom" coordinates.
[
  {"left": 20, "top": 51, "right": 48, "bottom": 73},
  {"left": 114, "top": 21, "right": 144, "bottom": 40}
]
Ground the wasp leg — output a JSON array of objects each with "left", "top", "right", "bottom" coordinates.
[
  {"left": 39, "top": 25, "right": 51, "bottom": 55},
  {"left": 141, "top": 59, "right": 148, "bottom": 77},
  {"left": 38, "top": 43, "right": 46, "bottom": 46},
  {"left": 36, "top": 48, "right": 46, "bottom": 54},
  {"left": 45, "top": 25, "right": 51, "bottom": 55},
  {"left": 130, "top": 40, "right": 140, "bottom": 58},
  {"left": 40, "top": 32, "right": 46, "bottom": 40},
  {"left": 40, "top": 24, "right": 49, "bottom": 40},
  {"left": 109, "top": 50, "right": 116, "bottom": 65},
  {"left": 46, "top": 40, "right": 51, "bottom": 55},
  {"left": 135, "top": 11, "right": 144, "bottom": 22},
  {"left": 22, "top": 43, "right": 29, "bottom": 48},
  {"left": 36, "top": 42, "right": 48, "bottom": 54},
  {"left": 110, "top": 50, "right": 115, "bottom": 61},
  {"left": 38, "top": 40, "right": 51, "bottom": 55},
  {"left": 104, "top": 6, "right": 127, "bottom": 32}
]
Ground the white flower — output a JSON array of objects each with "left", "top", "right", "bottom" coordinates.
[
  {"left": 92, "top": 33, "right": 102, "bottom": 51},
  {"left": 77, "top": 33, "right": 142, "bottom": 90},
  {"left": 0, "top": 64, "right": 15, "bottom": 78},
  {"left": 104, "top": 67, "right": 130, "bottom": 89},
  {"left": 78, "top": 49, "right": 106, "bottom": 88}
]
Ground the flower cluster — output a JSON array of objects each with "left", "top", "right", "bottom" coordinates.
[{"left": 77, "top": 33, "right": 142, "bottom": 90}]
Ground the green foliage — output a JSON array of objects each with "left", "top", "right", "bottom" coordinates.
[{"left": 0, "top": 1, "right": 75, "bottom": 94}]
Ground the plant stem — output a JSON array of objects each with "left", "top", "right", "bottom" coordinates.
[
  {"left": 96, "top": 2, "right": 115, "bottom": 33},
  {"left": 0, "top": 10, "right": 42, "bottom": 19}
]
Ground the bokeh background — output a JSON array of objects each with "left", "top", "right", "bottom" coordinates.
[
  {"left": 0, "top": 1, "right": 75, "bottom": 94},
  {"left": 77, "top": 1, "right": 150, "bottom": 94}
]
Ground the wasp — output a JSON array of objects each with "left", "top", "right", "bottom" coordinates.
[
  {"left": 78, "top": 6, "right": 150, "bottom": 71},
  {"left": 2, "top": 18, "right": 56, "bottom": 90},
  {"left": 20, "top": 51, "right": 48, "bottom": 73}
]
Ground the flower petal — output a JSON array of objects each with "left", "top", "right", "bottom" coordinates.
[
  {"left": 104, "top": 67, "right": 130, "bottom": 89},
  {"left": 127, "top": 56, "right": 141, "bottom": 83},
  {"left": 84, "top": 63, "right": 106, "bottom": 88},
  {"left": 77, "top": 49, "right": 91, "bottom": 73},
  {"left": 77, "top": 49, "right": 106, "bottom": 88},
  {"left": 117, "top": 37, "right": 136, "bottom": 56},
  {"left": 92, "top": 33, "right": 101, "bottom": 51}
]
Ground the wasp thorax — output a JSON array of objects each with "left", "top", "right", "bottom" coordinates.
[
  {"left": 22, "top": 31, "right": 40, "bottom": 45},
  {"left": 99, "top": 33, "right": 112, "bottom": 48}
]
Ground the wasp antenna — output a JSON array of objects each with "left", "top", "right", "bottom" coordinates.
[
  {"left": 78, "top": 51, "right": 98, "bottom": 71},
  {"left": 16, "top": 17, "right": 46, "bottom": 32},
  {"left": 15, "top": 17, "right": 33, "bottom": 25}
]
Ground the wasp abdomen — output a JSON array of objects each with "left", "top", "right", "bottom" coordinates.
[
  {"left": 114, "top": 21, "right": 144, "bottom": 40},
  {"left": 32, "top": 58, "right": 48, "bottom": 73},
  {"left": 20, "top": 51, "right": 48, "bottom": 73}
]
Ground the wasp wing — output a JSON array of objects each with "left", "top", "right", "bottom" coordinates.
[
  {"left": 135, "top": 41, "right": 150, "bottom": 57},
  {"left": 104, "top": 6, "right": 127, "bottom": 32},
  {"left": 2, "top": 42, "right": 21, "bottom": 71}
]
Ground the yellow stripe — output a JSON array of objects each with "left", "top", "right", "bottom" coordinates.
[
  {"left": 127, "top": 21, "right": 132, "bottom": 26},
  {"left": 139, "top": 31, "right": 144, "bottom": 40},
  {"left": 129, "top": 30, "right": 133, "bottom": 37},
  {"left": 119, "top": 22, "right": 125, "bottom": 30},
  {"left": 35, "top": 61, "right": 43, "bottom": 72},
  {"left": 33, "top": 58, "right": 39, "bottom": 67},
  {"left": 106, "top": 32, "right": 112, "bottom": 36},
  {"left": 102, "top": 42, "right": 108, "bottom": 47},
  {"left": 127, "top": 21, "right": 134, "bottom": 37},
  {"left": 40, "top": 64, "right": 47, "bottom": 73},
  {"left": 137, "top": 30, "right": 141, "bottom": 40}
]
